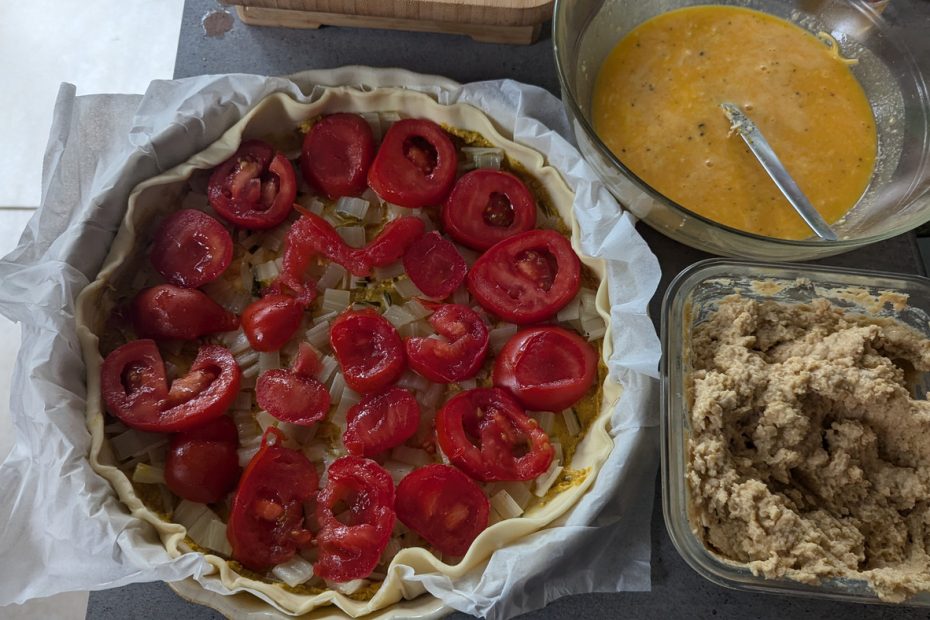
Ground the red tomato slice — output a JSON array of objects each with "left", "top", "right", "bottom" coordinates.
[
  {"left": 150, "top": 209, "right": 233, "bottom": 288},
  {"left": 284, "top": 211, "right": 370, "bottom": 278},
  {"left": 395, "top": 464, "right": 490, "bottom": 557},
  {"left": 359, "top": 216, "right": 425, "bottom": 270},
  {"left": 493, "top": 326, "right": 598, "bottom": 411},
  {"left": 228, "top": 428, "right": 318, "bottom": 571},
  {"left": 131, "top": 284, "right": 239, "bottom": 341},
  {"left": 402, "top": 231, "right": 467, "bottom": 299},
  {"left": 207, "top": 140, "right": 296, "bottom": 230},
  {"left": 101, "top": 341, "right": 241, "bottom": 432},
  {"left": 368, "top": 119, "right": 457, "bottom": 208},
  {"left": 256, "top": 369, "right": 330, "bottom": 426},
  {"left": 441, "top": 170, "right": 537, "bottom": 251},
  {"left": 405, "top": 304, "right": 488, "bottom": 383},
  {"left": 330, "top": 309, "right": 406, "bottom": 394},
  {"left": 165, "top": 416, "right": 240, "bottom": 503},
  {"left": 466, "top": 229, "right": 581, "bottom": 324},
  {"left": 435, "top": 387, "right": 553, "bottom": 482},
  {"left": 241, "top": 294, "right": 304, "bottom": 352},
  {"left": 314, "top": 456, "right": 395, "bottom": 582},
  {"left": 300, "top": 113, "right": 375, "bottom": 199},
  {"left": 292, "top": 341, "right": 323, "bottom": 378},
  {"left": 343, "top": 387, "right": 420, "bottom": 457}
]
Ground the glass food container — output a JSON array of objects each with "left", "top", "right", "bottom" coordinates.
[{"left": 661, "top": 258, "right": 930, "bottom": 604}]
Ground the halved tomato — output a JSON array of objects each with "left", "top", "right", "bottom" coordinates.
[
  {"left": 396, "top": 464, "right": 490, "bottom": 557},
  {"left": 493, "top": 326, "right": 597, "bottom": 411},
  {"left": 256, "top": 343, "right": 331, "bottom": 426},
  {"left": 368, "top": 119, "right": 457, "bottom": 208},
  {"left": 330, "top": 309, "right": 406, "bottom": 394},
  {"left": 300, "top": 113, "right": 375, "bottom": 198},
  {"left": 441, "top": 169, "right": 537, "bottom": 251},
  {"left": 402, "top": 231, "right": 467, "bottom": 299},
  {"left": 435, "top": 387, "right": 553, "bottom": 482},
  {"left": 228, "top": 428, "right": 317, "bottom": 572},
  {"left": 150, "top": 209, "right": 233, "bottom": 288},
  {"left": 359, "top": 216, "right": 425, "bottom": 270},
  {"left": 207, "top": 140, "right": 296, "bottom": 230},
  {"left": 131, "top": 284, "right": 239, "bottom": 341},
  {"left": 164, "top": 415, "right": 240, "bottom": 503},
  {"left": 314, "top": 456, "right": 395, "bottom": 582},
  {"left": 405, "top": 304, "right": 488, "bottom": 383},
  {"left": 343, "top": 387, "right": 420, "bottom": 457},
  {"left": 466, "top": 229, "right": 581, "bottom": 324},
  {"left": 101, "top": 340, "right": 241, "bottom": 432},
  {"left": 241, "top": 294, "right": 304, "bottom": 352}
]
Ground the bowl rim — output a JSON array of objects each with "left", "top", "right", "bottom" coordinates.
[{"left": 551, "top": 0, "right": 930, "bottom": 248}]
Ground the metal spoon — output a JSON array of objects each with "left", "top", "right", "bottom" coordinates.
[{"left": 720, "top": 102, "right": 838, "bottom": 241}]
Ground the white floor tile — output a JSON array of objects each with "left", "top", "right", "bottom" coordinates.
[{"left": 0, "top": 0, "right": 185, "bottom": 208}]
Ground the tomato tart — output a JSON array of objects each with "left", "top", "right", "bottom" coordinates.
[{"left": 76, "top": 87, "right": 621, "bottom": 617}]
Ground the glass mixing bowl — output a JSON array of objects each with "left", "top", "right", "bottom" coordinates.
[{"left": 554, "top": 0, "right": 930, "bottom": 260}]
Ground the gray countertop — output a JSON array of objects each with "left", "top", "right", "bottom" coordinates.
[{"left": 87, "top": 0, "right": 930, "bottom": 617}]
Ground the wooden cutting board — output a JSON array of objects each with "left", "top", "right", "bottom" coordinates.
[{"left": 220, "top": 0, "right": 555, "bottom": 44}]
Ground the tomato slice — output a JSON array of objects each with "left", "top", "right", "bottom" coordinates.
[
  {"left": 368, "top": 119, "right": 457, "bottom": 208},
  {"left": 256, "top": 346, "right": 331, "bottom": 426},
  {"left": 131, "top": 284, "right": 239, "bottom": 341},
  {"left": 314, "top": 456, "right": 395, "bottom": 582},
  {"left": 395, "top": 464, "right": 490, "bottom": 557},
  {"left": 402, "top": 231, "right": 467, "bottom": 299},
  {"left": 284, "top": 211, "right": 370, "bottom": 278},
  {"left": 207, "top": 140, "right": 296, "bottom": 230},
  {"left": 405, "top": 304, "right": 488, "bottom": 383},
  {"left": 493, "top": 326, "right": 598, "bottom": 411},
  {"left": 101, "top": 341, "right": 241, "bottom": 432},
  {"left": 435, "top": 387, "right": 553, "bottom": 482},
  {"left": 300, "top": 113, "right": 375, "bottom": 199},
  {"left": 466, "top": 229, "right": 581, "bottom": 324},
  {"left": 241, "top": 294, "right": 304, "bottom": 352},
  {"left": 441, "top": 170, "right": 537, "bottom": 251},
  {"left": 150, "top": 209, "right": 233, "bottom": 288},
  {"left": 343, "top": 387, "right": 420, "bottom": 457},
  {"left": 165, "top": 416, "right": 240, "bottom": 503},
  {"left": 359, "top": 216, "right": 425, "bottom": 270},
  {"left": 228, "top": 428, "right": 317, "bottom": 571},
  {"left": 330, "top": 309, "right": 406, "bottom": 394}
]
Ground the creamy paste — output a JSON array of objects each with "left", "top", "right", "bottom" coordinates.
[
  {"left": 688, "top": 296, "right": 930, "bottom": 602},
  {"left": 592, "top": 6, "right": 877, "bottom": 239}
]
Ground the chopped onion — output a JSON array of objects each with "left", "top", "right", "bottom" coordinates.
[
  {"left": 360, "top": 112, "right": 382, "bottom": 141},
  {"left": 303, "top": 441, "right": 330, "bottom": 462},
  {"left": 382, "top": 304, "right": 416, "bottom": 328},
  {"left": 489, "top": 489, "right": 524, "bottom": 519},
  {"left": 252, "top": 259, "right": 280, "bottom": 283},
  {"left": 313, "top": 311, "right": 338, "bottom": 326},
  {"left": 332, "top": 388, "right": 361, "bottom": 426},
  {"left": 234, "top": 410, "right": 261, "bottom": 445},
  {"left": 403, "top": 299, "right": 432, "bottom": 319},
  {"left": 397, "top": 319, "right": 432, "bottom": 339},
  {"left": 385, "top": 202, "right": 408, "bottom": 221},
  {"left": 338, "top": 225, "right": 367, "bottom": 248},
  {"left": 397, "top": 370, "right": 430, "bottom": 393},
  {"left": 232, "top": 390, "right": 253, "bottom": 412},
  {"left": 534, "top": 460, "right": 563, "bottom": 497},
  {"left": 255, "top": 410, "right": 279, "bottom": 432},
  {"left": 203, "top": 519, "right": 232, "bottom": 556},
  {"left": 579, "top": 288, "right": 598, "bottom": 320},
  {"left": 235, "top": 349, "right": 260, "bottom": 371},
  {"left": 562, "top": 408, "right": 581, "bottom": 436},
  {"left": 556, "top": 297, "right": 581, "bottom": 324},
  {"left": 272, "top": 555, "right": 315, "bottom": 587},
  {"left": 132, "top": 463, "right": 166, "bottom": 485},
  {"left": 553, "top": 441, "right": 564, "bottom": 463},
  {"left": 316, "top": 355, "right": 338, "bottom": 385},
  {"left": 296, "top": 194, "right": 325, "bottom": 215},
  {"left": 456, "top": 378, "right": 477, "bottom": 391},
  {"left": 258, "top": 350, "right": 281, "bottom": 375},
  {"left": 499, "top": 481, "right": 533, "bottom": 509},
  {"left": 535, "top": 411, "right": 556, "bottom": 435},
  {"left": 278, "top": 421, "right": 317, "bottom": 445},
  {"left": 201, "top": 277, "right": 251, "bottom": 314},
  {"left": 393, "top": 276, "right": 423, "bottom": 299},
  {"left": 380, "top": 111, "right": 401, "bottom": 125},
  {"left": 391, "top": 445, "right": 433, "bottom": 468},
  {"left": 173, "top": 499, "right": 212, "bottom": 531},
  {"left": 462, "top": 146, "right": 504, "bottom": 170},
  {"left": 239, "top": 260, "right": 253, "bottom": 292},
  {"left": 147, "top": 447, "right": 166, "bottom": 467},
  {"left": 104, "top": 421, "right": 129, "bottom": 435},
  {"left": 489, "top": 323, "right": 518, "bottom": 354},
  {"left": 334, "top": 196, "right": 370, "bottom": 220},
  {"left": 419, "top": 381, "right": 445, "bottom": 411},
  {"left": 328, "top": 371, "right": 346, "bottom": 404},
  {"left": 321, "top": 288, "right": 352, "bottom": 314},
  {"left": 241, "top": 361, "right": 261, "bottom": 380},
  {"left": 372, "top": 261, "right": 405, "bottom": 280},
  {"left": 582, "top": 316, "right": 607, "bottom": 341},
  {"left": 380, "top": 537, "right": 403, "bottom": 565},
  {"left": 327, "top": 579, "right": 369, "bottom": 595},
  {"left": 110, "top": 429, "right": 168, "bottom": 461},
  {"left": 238, "top": 444, "right": 261, "bottom": 467},
  {"left": 219, "top": 330, "right": 252, "bottom": 356},
  {"left": 305, "top": 322, "right": 331, "bottom": 350},
  {"left": 316, "top": 262, "right": 348, "bottom": 291},
  {"left": 383, "top": 459, "right": 416, "bottom": 485},
  {"left": 451, "top": 286, "right": 471, "bottom": 305},
  {"left": 264, "top": 225, "right": 289, "bottom": 252}
]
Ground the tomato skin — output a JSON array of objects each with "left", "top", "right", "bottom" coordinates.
[
  {"left": 150, "top": 209, "right": 233, "bottom": 288},
  {"left": 131, "top": 284, "right": 239, "bottom": 341},
  {"left": 405, "top": 304, "right": 488, "bottom": 383},
  {"left": 343, "top": 387, "right": 420, "bottom": 457},
  {"left": 330, "top": 309, "right": 406, "bottom": 394},
  {"left": 228, "top": 428, "right": 318, "bottom": 572},
  {"left": 441, "top": 170, "right": 537, "bottom": 251},
  {"left": 256, "top": 369, "right": 330, "bottom": 426},
  {"left": 165, "top": 416, "right": 240, "bottom": 503},
  {"left": 368, "top": 119, "right": 458, "bottom": 208},
  {"left": 435, "top": 387, "right": 553, "bottom": 482},
  {"left": 285, "top": 211, "right": 370, "bottom": 278},
  {"left": 101, "top": 341, "right": 241, "bottom": 432},
  {"left": 359, "top": 216, "right": 425, "bottom": 269},
  {"left": 466, "top": 229, "right": 581, "bottom": 324},
  {"left": 402, "top": 231, "right": 467, "bottom": 299},
  {"left": 314, "top": 456, "right": 395, "bottom": 582},
  {"left": 493, "top": 326, "right": 598, "bottom": 411},
  {"left": 300, "top": 113, "right": 375, "bottom": 199},
  {"left": 207, "top": 140, "right": 296, "bottom": 230},
  {"left": 395, "top": 464, "right": 489, "bottom": 557},
  {"left": 241, "top": 295, "right": 304, "bottom": 352}
]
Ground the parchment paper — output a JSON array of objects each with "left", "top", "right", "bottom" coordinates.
[{"left": 0, "top": 68, "right": 661, "bottom": 619}]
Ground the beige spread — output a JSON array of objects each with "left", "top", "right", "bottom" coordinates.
[{"left": 688, "top": 296, "right": 930, "bottom": 602}]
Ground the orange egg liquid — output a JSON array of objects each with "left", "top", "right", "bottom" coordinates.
[{"left": 591, "top": 6, "right": 877, "bottom": 239}]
